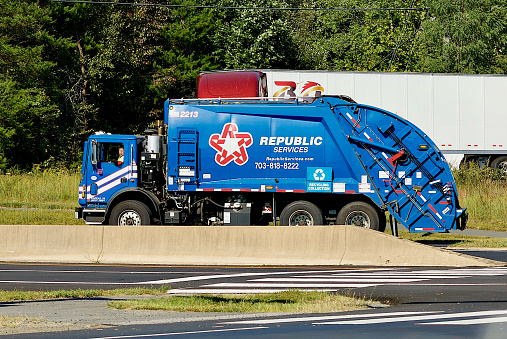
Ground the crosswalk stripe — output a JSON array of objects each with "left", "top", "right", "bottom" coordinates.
[
  {"left": 221, "top": 311, "right": 442, "bottom": 325},
  {"left": 420, "top": 316, "right": 507, "bottom": 325},
  {"left": 163, "top": 267, "right": 507, "bottom": 294},
  {"left": 250, "top": 278, "right": 425, "bottom": 283},
  {"left": 315, "top": 310, "right": 507, "bottom": 325},
  {"left": 167, "top": 288, "right": 335, "bottom": 294},
  {"left": 141, "top": 270, "right": 341, "bottom": 284},
  {"left": 307, "top": 275, "right": 467, "bottom": 279},
  {"left": 203, "top": 283, "right": 379, "bottom": 288}
]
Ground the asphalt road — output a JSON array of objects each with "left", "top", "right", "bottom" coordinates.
[{"left": 0, "top": 251, "right": 506, "bottom": 338}]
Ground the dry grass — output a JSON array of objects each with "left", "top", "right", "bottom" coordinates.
[
  {"left": 453, "top": 165, "right": 507, "bottom": 232},
  {"left": 0, "top": 315, "right": 46, "bottom": 329},
  {"left": 0, "top": 287, "right": 168, "bottom": 302},
  {"left": 108, "top": 290, "right": 381, "bottom": 313},
  {"left": 1, "top": 166, "right": 506, "bottom": 233},
  {"left": 0, "top": 173, "right": 84, "bottom": 225},
  {"left": 386, "top": 229, "right": 507, "bottom": 248}
]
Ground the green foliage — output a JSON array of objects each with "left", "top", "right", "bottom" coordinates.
[
  {"left": 0, "top": 0, "right": 62, "bottom": 170},
  {"left": 453, "top": 163, "right": 507, "bottom": 231},
  {"left": 415, "top": 0, "right": 507, "bottom": 73},
  {"left": 0, "top": 76, "right": 60, "bottom": 171},
  {"left": 205, "top": 0, "right": 297, "bottom": 68},
  {"left": 453, "top": 161, "right": 505, "bottom": 186},
  {"left": 291, "top": 0, "right": 426, "bottom": 71},
  {"left": 151, "top": 1, "right": 219, "bottom": 102},
  {"left": 1, "top": 0, "right": 507, "bottom": 170}
]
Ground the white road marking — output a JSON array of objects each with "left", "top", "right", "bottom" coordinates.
[
  {"left": 315, "top": 310, "right": 507, "bottom": 325},
  {"left": 388, "top": 283, "right": 507, "bottom": 286},
  {"left": 221, "top": 311, "right": 442, "bottom": 325},
  {"left": 308, "top": 274, "right": 468, "bottom": 279},
  {"left": 1, "top": 267, "right": 504, "bottom": 290},
  {"left": 0, "top": 280, "right": 141, "bottom": 285},
  {"left": 0, "top": 269, "right": 363, "bottom": 285},
  {"left": 167, "top": 288, "right": 335, "bottom": 294},
  {"left": 203, "top": 282, "right": 379, "bottom": 288},
  {"left": 86, "top": 326, "right": 268, "bottom": 338},
  {"left": 140, "top": 269, "right": 358, "bottom": 285},
  {"left": 420, "top": 316, "right": 507, "bottom": 325},
  {"left": 165, "top": 267, "right": 507, "bottom": 294},
  {"left": 251, "top": 278, "right": 426, "bottom": 283}
]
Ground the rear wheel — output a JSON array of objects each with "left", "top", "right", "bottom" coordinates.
[
  {"left": 108, "top": 200, "right": 152, "bottom": 226},
  {"left": 490, "top": 156, "right": 507, "bottom": 174},
  {"left": 337, "top": 201, "right": 384, "bottom": 231},
  {"left": 280, "top": 200, "right": 323, "bottom": 226}
]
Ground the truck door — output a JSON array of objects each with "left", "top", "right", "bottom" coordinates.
[{"left": 85, "top": 138, "right": 136, "bottom": 205}]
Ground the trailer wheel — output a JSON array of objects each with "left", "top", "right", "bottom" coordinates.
[
  {"left": 109, "top": 200, "right": 152, "bottom": 226},
  {"left": 337, "top": 201, "right": 384, "bottom": 231},
  {"left": 490, "top": 156, "right": 507, "bottom": 174},
  {"left": 280, "top": 201, "right": 323, "bottom": 226}
]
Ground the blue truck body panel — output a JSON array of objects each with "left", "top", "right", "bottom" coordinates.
[{"left": 163, "top": 97, "right": 464, "bottom": 232}]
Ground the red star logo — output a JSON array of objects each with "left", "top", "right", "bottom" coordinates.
[{"left": 209, "top": 123, "right": 253, "bottom": 166}]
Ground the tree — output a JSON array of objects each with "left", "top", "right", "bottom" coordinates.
[
  {"left": 290, "top": 0, "right": 426, "bottom": 71},
  {"left": 415, "top": 0, "right": 507, "bottom": 73},
  {"left": 151, "top": 1, "right": 219, "bottom": 103},
  {"left": 0, "top": 0, "right": 62, "bottom": 170},
  {"left": 204, "top": 0, "right": 297, "bottom": 69}
]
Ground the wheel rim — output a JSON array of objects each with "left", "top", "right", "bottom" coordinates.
[
  {"left": 118, "top": 210, "right": 142, "bottom": 226},
  {"left": 288, "top": 209, "right": 314, "bottom": 226},
  {"left": 497, "top": 161, "right": 507, "bottom": 174},
  {"left": 345, "top": 211, "right": 371, "bottom": 228}
]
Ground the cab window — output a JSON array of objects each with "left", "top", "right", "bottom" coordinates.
[{"left": 98, "top": 142, "right": 124, "bottom": 165}]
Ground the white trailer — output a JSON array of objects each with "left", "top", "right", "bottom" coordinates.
[{"left": 261, "top": 70, "right": 507, "bottom": 170}]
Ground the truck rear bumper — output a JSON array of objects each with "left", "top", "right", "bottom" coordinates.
[{"left": 456, "top": 208, "right": 468, "bottom": 230}]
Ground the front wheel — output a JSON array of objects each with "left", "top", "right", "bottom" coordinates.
[
  {"left": 108, "top": 200, "right": 152, "bottom": 226},
  {"left": 337, "top": 201, "right": 385, "bottom": 231},
  {"left": 280, "top": 200, "right": 323, "bottom": 226}
]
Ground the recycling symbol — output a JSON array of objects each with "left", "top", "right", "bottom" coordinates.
[{"left": 313, "top": 168, "right": 325, "bottom": 181}]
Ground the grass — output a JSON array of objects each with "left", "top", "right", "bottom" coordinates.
[
  {"left": 0, "top": 173, "right": 79, "bottom": 210},
  {"left": 0, "top": 287, "right": 169, "bottom": 302},
  {"left": 0, "top": 315, "right": 46, "bottom": 329},
  {"left": 0, "top": 166, "right": 506, "bottom": 234},
  {"left": 453, "top": 165, "right": 507, "bottom": 232},
  {"left": 0, "top": 288, "right": 382, "bottom": 314},
  {"left": 0, "top": 172, "right": 85, "bottom": 225},
  {"left": 108, "top": 290, "right": 381, "bottom": 313},
  {"left": 386, "top": 229, "right": 507, "bottom": 248}
]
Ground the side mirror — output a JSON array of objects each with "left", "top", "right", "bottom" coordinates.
[{"left": 91, "top": 140, "right": 98, "bottom": 165}]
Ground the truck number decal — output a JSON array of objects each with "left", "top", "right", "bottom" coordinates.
[{"left": 180, "top": 111, "right": 199, "bottom": 118}]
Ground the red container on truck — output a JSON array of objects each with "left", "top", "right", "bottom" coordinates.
[{"left": 197, "top": 71, "right": 267, "bottom": 98}]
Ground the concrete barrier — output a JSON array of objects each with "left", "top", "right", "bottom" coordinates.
[{"left": 0, "top": 225, "right": 503, "bottom": 266}]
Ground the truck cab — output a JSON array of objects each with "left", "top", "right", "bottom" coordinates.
[{"left": 77, "top": 133, "right": 144, "bottom": 224}]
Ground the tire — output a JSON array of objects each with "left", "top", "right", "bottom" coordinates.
[
  {"left": 279, "top": 200, "right": 323, "bottom": 226},
  {"left": 108, "top": 200, "right": 152, "bottom": 226},
  {"left": 490, "top": 156, "right": 507, "bottom": 174},
  {"left": 337, "top": 201, "right": 384, "bottom": 231}
]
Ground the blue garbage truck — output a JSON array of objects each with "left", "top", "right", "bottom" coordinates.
[{"left": 75, "top": 96, "right": 467, "bottom": 232}]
